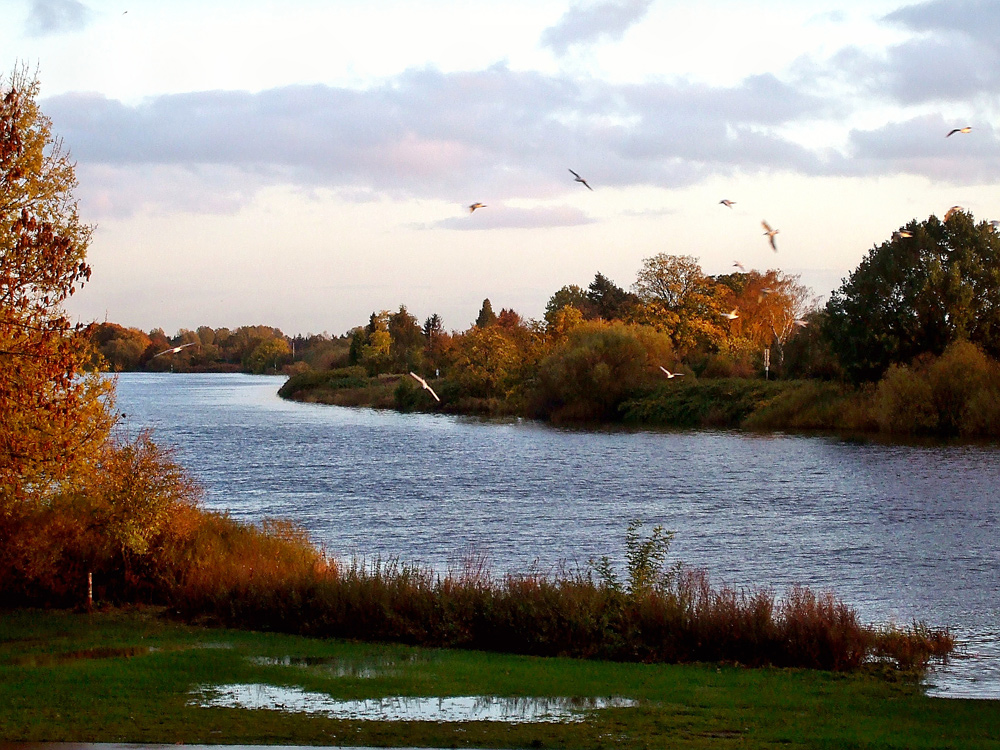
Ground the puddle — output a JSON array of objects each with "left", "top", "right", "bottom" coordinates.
[
  {"left": 192, "top": 683, "right": 637, "bottom": 723},
  {"left": 247, "top": 653, "right": 418, "bottom": 678},
  {"left": 3, "top": 646, "right": 151, "bottom": 666}
]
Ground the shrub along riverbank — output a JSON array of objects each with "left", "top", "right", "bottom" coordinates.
[
  {"left": 1, "top": 608, "right": 994, "bottom": 748},
  {"left": 280, "top": 339, "right": 1000, "bottom": 438}
]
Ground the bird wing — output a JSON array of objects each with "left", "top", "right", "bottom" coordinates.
[
  {"left": 769, "top": 234, "right": 778, "bottom": 251},
  {"left": 762, "top": 220, "right": 773, "bottom": 232},
  {"left": 409, "top": 372, "right": 441, "bottom": 402},
  {"left": 568, "top": 169, "right": 580, "bottom": 179},
  {"left": 946, "top": 129, "right": 959, "bottom": 137}
]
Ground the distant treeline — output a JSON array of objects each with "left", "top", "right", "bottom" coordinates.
[{"left": 88, "top": 323, "right": 349, "bottom": 374}]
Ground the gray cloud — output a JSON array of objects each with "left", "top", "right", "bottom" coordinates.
[
  {"left": 846, "top": 115, "right": 1000, "bottom": 181},
  {"left": 818, "top": 0, "right": 1000, "bottom": 104},
  {"left": 25, "top": 0, "right": 91, "bottom": 36},
  {"left": 884, "top": 0, "right": 1000, "bottom": 46},
  {"left": 541, "top": 0, "right": 653, "bottom": 55},
  {"left": 44, "top": 66, "right": 830, "bottom": 204},
  {"left": 41, "top": 48, "right": 991, "bottom": 220}
]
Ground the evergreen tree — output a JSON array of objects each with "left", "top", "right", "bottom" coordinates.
[{"left": 475, "top": 298, "right": 497, "bottom": 328}]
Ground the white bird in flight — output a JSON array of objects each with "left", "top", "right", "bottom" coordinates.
[
  {"left": 761, "top": 220, "right": 779, "bottom": 251},
  {"left": 568, "top": 169, "right": 593, "bottom": 191},
  {"left": 409, "top": 371, "right": 441, "bottom": 402},
  {"left": 659, "top": 366, "right": 684, "bottom": 379},
  {"left": 468, "top": 203, "right": 486, "bottom": 213},
  {"left": 723, "top": 309, "right": 739, "bottom": 320},
  {"left": 733, "top": 261, "right": 746, "bottom": 272},
  {"left": 892, "top": 230, "right": 913, "bottom": 240},
  {"left": 719, "top": 199, "right": 735, "bottom": 208},
  {"left": 946, "top": 127, "right": 972, "bottom": 137},
  {"left": 945, "top": 206, "right": 963, "bottom": 221},
  {"left": 794, "top": 319, "right": 809, "bottom": 328},
  {"left": 152, "top": 342, "right": 197, "bottom": 358}
]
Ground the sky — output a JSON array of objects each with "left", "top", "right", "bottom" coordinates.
[{"left": 5, "top": 0, "right": 1000, "bottom": 336}]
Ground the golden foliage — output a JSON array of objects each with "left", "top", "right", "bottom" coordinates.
[{"left": 1, "top": 69, "right": 115, "bottom": 508}]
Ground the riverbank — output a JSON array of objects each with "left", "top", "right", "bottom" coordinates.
[
  {"left": 279, "top": 338, "right": 1000, "bottom": 439},
  {"left": 2, "top": 608, "right": 996, "bottom": 748},
  {"left": 277, "top": 368, "right": 877, "bottom": 432}
]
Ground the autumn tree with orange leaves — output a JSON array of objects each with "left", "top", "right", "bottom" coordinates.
[{"left": 0, "top": 69, "right": 115, "bottom": 511}]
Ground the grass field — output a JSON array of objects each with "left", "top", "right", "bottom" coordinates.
[{"left": 1, "top": 608, "right": 997, "bottom": 748}]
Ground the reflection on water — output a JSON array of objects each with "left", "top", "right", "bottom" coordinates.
[
  {"left": 247, "top": 654, "right": 419, "bottom": 679},
  {"left": 116, "top": 373, "right": 1000, "bottom": 700},
  {"left": 193, "top": 684, "right": 636, "bottom": 722},
  {"left": 925, "top": 627, "right": 1000, "bottom": 700}
]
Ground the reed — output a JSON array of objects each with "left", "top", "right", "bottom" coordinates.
[{"left": 168, "top": 524, "right": 954, "bottom": 673}]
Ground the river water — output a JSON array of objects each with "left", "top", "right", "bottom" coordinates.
[{"left": 113, "top": 372, "right": 999, "bottom": 700}]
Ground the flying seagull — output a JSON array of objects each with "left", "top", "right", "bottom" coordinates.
[
  {"left": 892, "top": 230, "right": 913, "bottom": 240},
  {"left": 793, "top": 319, "right": 809, "bottom": 328},
  {"left": 733, "top": 261, "right": 746, "bottom": 272},
  {"left": 409, "top": 371, "right": 441, "bottom": 402},
  {"left": 659, "top": 366, "right": 684, "bottom": 379},
  {"left": 719, "top": 199, "right": 735, "bottom": 208},
  {"left": 945, "top": 206, "right": 963, "bottom": 221},
  {"left": 761, "top": 220, "right": 779, "bottom": 251},
  {"left": 568, "top": 169, "right": 593, "bottom": 191},
  {"left": 946, "top": 127, "right": 972, "bottom": 137},
  {"left": 152, "top": 342, "right": 197, "bottom": 359},
  {"left": 468, "top": 203, "right": 486, "bottom": 213},
  {"left": 723, "top": 309, "right": 739, "bottom": 320}
]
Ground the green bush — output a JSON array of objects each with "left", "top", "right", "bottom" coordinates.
[
  {"left": 530, "top": 321, "right": 674, "bottom": 422},
  {"left": 744, "top": 381, "right": 860, "bottom": 431},
  {"left": 873, "top": 341, "right": 1000, "bottom": 436},
  {"left": 875, "top": 364, "right": 938, "bottom": 434},
  {"left": 621, "top": 378, "right": 791, "bottom": 428},
  {"left": 927, "top": 340, "right": 997, "bottom": 435}
]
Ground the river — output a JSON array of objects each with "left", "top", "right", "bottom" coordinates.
[{"left": 113, "top": 372, "right": 999, "bottom": 700}]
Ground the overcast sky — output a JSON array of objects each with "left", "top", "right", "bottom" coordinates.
[{"left": 6, "top": 0, "right": 1000, "bottom": 335}]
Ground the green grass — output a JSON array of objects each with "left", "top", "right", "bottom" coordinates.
[
  {"left": 620, "top": 379, "right": 804, "bottom": 428},
  {"left": 1, "top": 608, "right": 996, "bottom": 748}
]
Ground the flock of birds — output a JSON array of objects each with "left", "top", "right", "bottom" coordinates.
[
  {"left": 150, "top": 127, "right": 978, "bottom": 376},
  {"left": 458, "top": 127, "right": 976, "bottom": 380}
]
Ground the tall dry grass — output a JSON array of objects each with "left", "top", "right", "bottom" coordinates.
[{"left": 169, "top": 523, "right": 953, "bottom": 673}]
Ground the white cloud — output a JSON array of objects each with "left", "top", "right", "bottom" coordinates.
[{"left": 432, "top": 204, "right": 595, "bottom": 230}]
